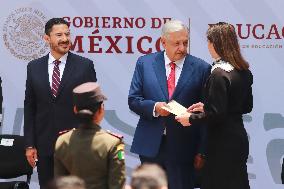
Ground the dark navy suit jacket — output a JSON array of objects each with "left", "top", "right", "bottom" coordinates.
[
  {"left": 129, "top": 51, "right": 211, "bottom": 163},
  {"left": 24, "top": 52, "right": 97, "bottom": 156},
  {"left": 0, "top": 77, "right": 2, "bottom": 115}
]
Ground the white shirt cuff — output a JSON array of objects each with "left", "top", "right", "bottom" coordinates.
[{"left": 153, "top": 102, "right": 160, "bottom": 117}]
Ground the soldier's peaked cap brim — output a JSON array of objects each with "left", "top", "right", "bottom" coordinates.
[{"left": 73, "top": 82, "right": 107, "bottom": 108}]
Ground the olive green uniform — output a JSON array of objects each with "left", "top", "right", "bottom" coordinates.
[{"left": 54, "top": 124, "right": 125, "bottom": 189}]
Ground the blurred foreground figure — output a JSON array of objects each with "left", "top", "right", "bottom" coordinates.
[
  {"left": 46, "top": 176, "right": 86, "bottom": 189},
  {"left": 128, "top": 163, "right": 168, "bottom": 189}
]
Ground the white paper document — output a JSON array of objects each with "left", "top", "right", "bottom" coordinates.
[
  {"left": 0, "top": 138, "right": 14, "bottom": 146},
  {"left": 161, "top": 100, "right": 187, "bottom": 116}
]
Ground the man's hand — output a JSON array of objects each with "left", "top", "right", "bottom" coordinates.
[
  {"left": 25, "top": 147, "right": 38, "bottom": 168},
  {"left": 194, "top": 154, "right": 205, "bottom": 170},
  {"left": 187, "top": 102, "right": 204, "bottom": 113},
  {"left": 175, "top": 112, "right": 192, "bottom": 126},
  {"left": 155, "top": 102, "right": 171, "bottom": 116}
]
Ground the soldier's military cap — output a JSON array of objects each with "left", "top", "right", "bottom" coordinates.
[{"left": 73, "top": 82, "right": 107, "bottom": 111}]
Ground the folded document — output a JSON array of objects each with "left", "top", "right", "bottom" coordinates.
[{"left": 161, "top": 100, "right": 187, "bottom": 116}]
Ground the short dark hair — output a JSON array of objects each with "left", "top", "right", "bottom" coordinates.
[
  {"left": 130, "top": 164, "right": 167, "bottom": 189},
  {"left": 45, "top": 18, "right": 69, "bottom": 35}
]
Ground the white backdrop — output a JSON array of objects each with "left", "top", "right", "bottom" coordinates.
[{"left": 1, "top": 0, "right": 284, "bottom": 188}]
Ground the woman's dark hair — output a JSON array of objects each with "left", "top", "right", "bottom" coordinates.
[
  {"left": 45, "top": 18, "right": 69, "bottom": 35},
  {"left": 207, "top": 22, "right": 249, "bottom": 70},
  {"left": 76, "top": 101, "right": 103, "bottom": 125}
]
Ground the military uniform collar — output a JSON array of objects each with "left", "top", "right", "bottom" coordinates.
[{"left": 78, "top": 123, "right": 101, "bottom": 130}]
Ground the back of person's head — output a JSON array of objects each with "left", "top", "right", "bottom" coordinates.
[
  {"left": 45, "top": 18, "right": 69, "bottom": 35},
  {"left": 161, "top": 19, "right": 188, "bottom": 39},
  {"left": 206, "top": 22, "right": 249, "bottom": 70},
  {"left": 130, "top": 164, "right": 168, "bottom": 189},
  {"left": 46, "top": 176, "right": 86, "bottom": 189},
  {"left": 73, "top": 82, "right": 107, "bottom": 125}
]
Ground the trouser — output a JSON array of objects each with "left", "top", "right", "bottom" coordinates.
[
  {"left": 139, "top": 136, "right": 194, "bottom": 189},
  {"left": 37, "top": 155, "right": 54, "bottom": 189}
]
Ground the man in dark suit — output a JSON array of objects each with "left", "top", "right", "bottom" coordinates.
[
  {"left": 0, "top": 77, "right": 2, "bottom": 126},
  {"left": 24, "top": 18, "right": 97, "bottom": 188},
  {"left": 128, "top": 20, "right": 211, "bottom": 189},
  {"left": 281, "top": 158, "right": 284, "bottom": 184}
]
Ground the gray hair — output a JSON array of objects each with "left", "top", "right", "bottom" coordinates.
[
  {"left": 47, "top": 176, "right": 86, "bottom": 189},
  {"left": 130, "top": 163, "right": 167, "bottom": 189},
  {"left": 161, "top": 20, "right": 189, "bottom": 38}
]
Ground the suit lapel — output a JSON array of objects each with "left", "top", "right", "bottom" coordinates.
[
  {"left": 40, "top": 54, "right": 54, "bottom": 99},
  {"left": 153, "top": 52, "right": 169, "bottom": 100},
  {"left": 171, "top": 55, "right": 193, "bottom": 99},
  {"left": 56, "top": 52, "right": 76, "bottom": 98}
]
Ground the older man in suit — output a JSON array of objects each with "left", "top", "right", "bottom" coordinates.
[
  {"left": 128, "top": 20, "right": 211, "bottom": 189},
  {"left": 24, "top": 18, "right": 97, "bottom": 188}
]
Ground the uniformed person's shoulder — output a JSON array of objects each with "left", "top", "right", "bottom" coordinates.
[
  {"left": 104, "top": 130, "right": 125, "bottom": 161},
  {"left": 106, "top": 130, "right": 124, "bottom": 140},
  {"left": 98, "top": 129, "right": 123, "bottom": 143},
  {"left": 96, "top": 129, "right": 123, "bottom": 144},
  {"left": 55, "top": 128, "right": 76, "bottom": 147},
  {"left": 58, "top": 128, "right": 76, "bottom": 136},
  {"left": 95, "top": 129, "right": 124, "bottom": 158}
]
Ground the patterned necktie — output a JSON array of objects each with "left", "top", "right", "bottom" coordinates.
[
  {"left": 52, "top": 60, "right": 61, "bottom": 97},
  {"left": 167, "top": 62, "right": 176, "bottom": 99}
]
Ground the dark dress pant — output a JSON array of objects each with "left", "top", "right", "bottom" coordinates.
[
  {"left": 37, "top": 155, "right": 54, "bottom": 189},
  {"left": 139, "top": 136, "right": 194, "bottom": 189}
]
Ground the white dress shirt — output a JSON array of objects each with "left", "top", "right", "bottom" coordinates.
[
  {"left": 153, "top": 52, "right": 186, "bottom": 117},
  {"left": 48, "top": 53, "right": 68, "bottom": 88},
  {"left": 164, "top": 52, "right": 185, "bottom": 85}
]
